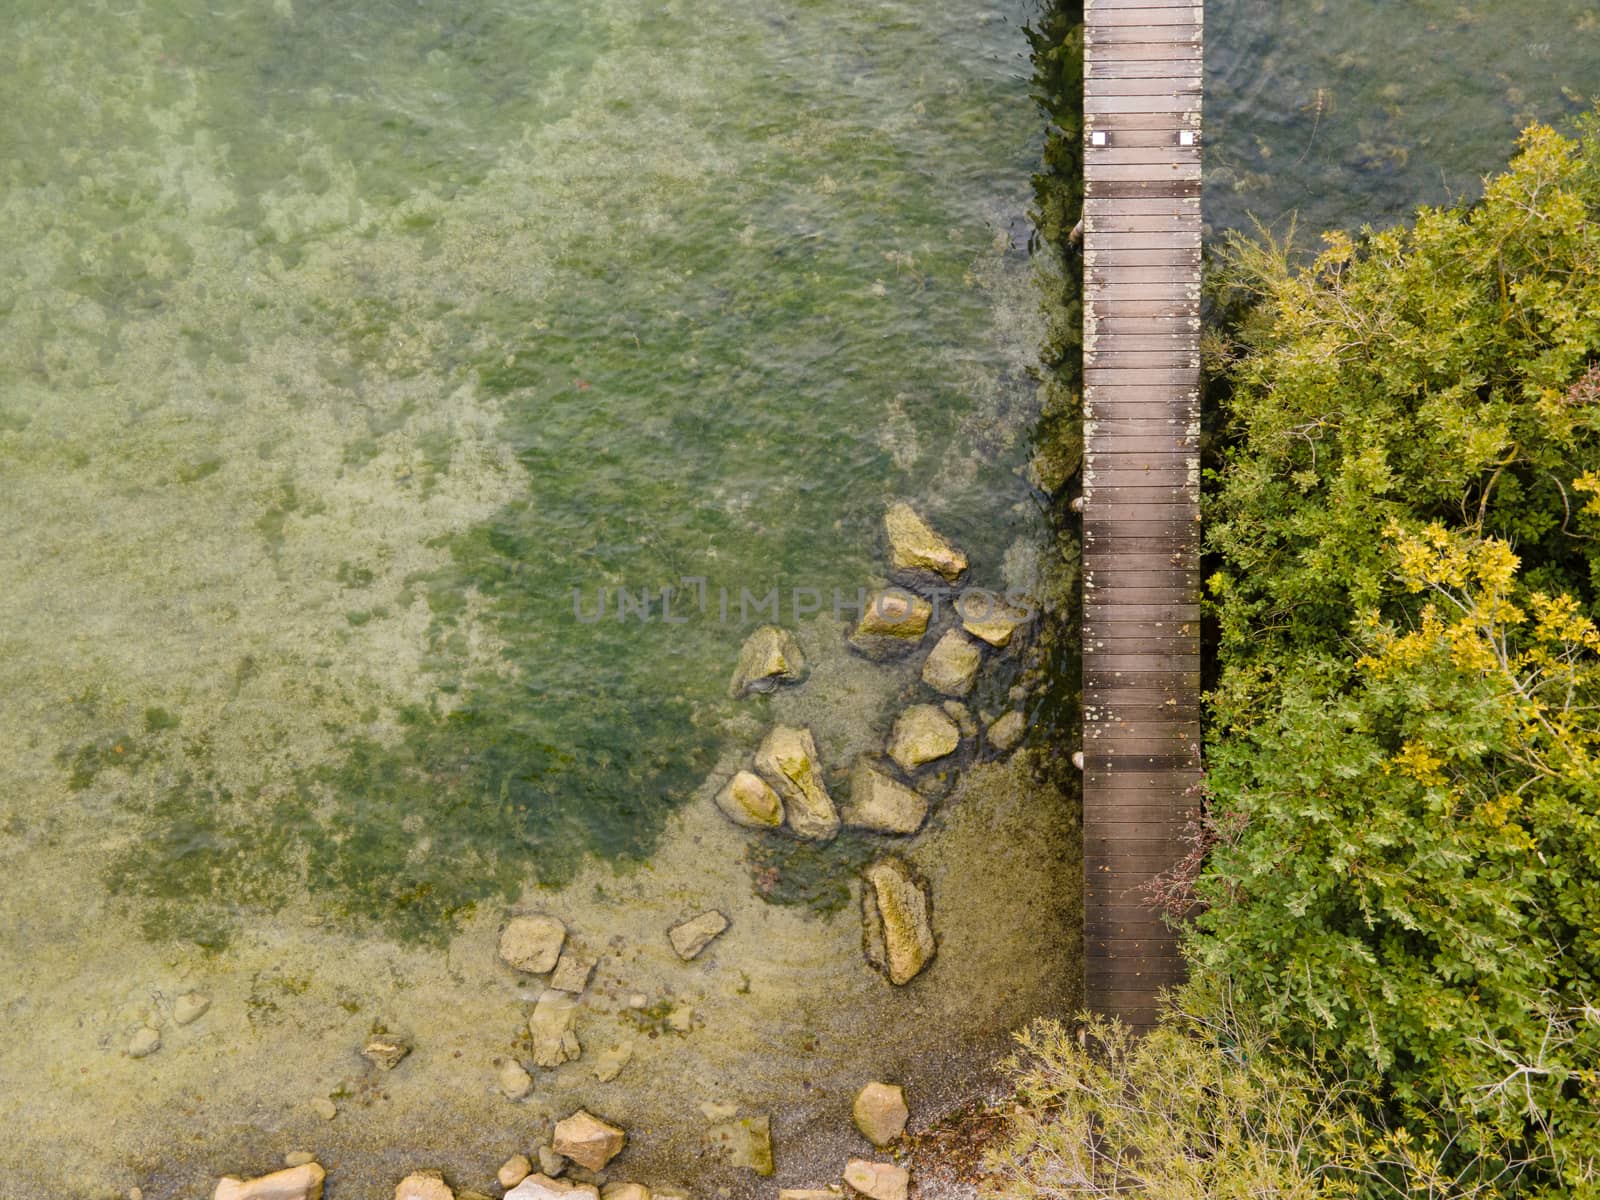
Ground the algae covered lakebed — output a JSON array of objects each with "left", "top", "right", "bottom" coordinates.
[{"left": 0, "top": 0, "right": 1074, "bottom": 1194}]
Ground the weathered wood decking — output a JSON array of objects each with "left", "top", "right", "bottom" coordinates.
[{"left": 1080, "top": 0, "right": 1202, "bottom": 1031}]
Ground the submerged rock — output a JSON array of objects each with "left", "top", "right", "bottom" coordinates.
[
  {"left": 987, "top": 710, "right": 1026, "bottom": 753},
  {"left": 861, "top": 857, "right": 935, "bottom": 985},
  {"left": 539, "top": 1147, "right": 567, "bottom": 1177},
  {"left": 706, "top": 1114, "right": 775, "bottom": 1176},
  {"left": 213, "top": 1164, "right": 325, "bottom": 1200},
  {"left": 128, "top": 1026, "right": 161, "bottom": 1059},
  {"left": 920, "top": 629, "right": 982, "bottom": 697},
  {"left": 668, "top": 910, "right": 729, "bottom": 960},
  {"left": 529, "top": 989, "right": 582, "bottom": 1067},
  {"left": 310, "top": 1097, "right": 338, "bottom": 1121},
  {"left": 844, "top": 1160, "right": 909, "bottom": 1200},
  {"left": 361, "top": 1032, "right": 411, "bottom": 1071},
  {"left": 498, "top": 1057, "right": 534, "bottom": 1100},
  {"left": 553, "top": 1109, "right": 628, "bottom": 1170},
  {"left": 941, "top": 699, "right": 977, "bottom": 740},
  {"left": 754, "top": 725, "right": 840, "bottom": 841},
  {"left": 594, "top": 1040, "right": 633, "bottom": 1083},
  {"left": 506, "top": 1177, "right": 599, "bottom": 1200},
  {"left": 886, "top": 705, "right": 960, "bottom": 773},
  {"left": 730, "top": 625, "right": 808, "bottom": 698},
  {"left": 779, "top": 1191, "right": 843, "bottom": 1200},
  {"left": 852, "top": 1082, "right": 909, "bottom": 1146},
  {"left": 550, "top": 949, "right": 597, "bottom": 995},
  {"left": 843, "top": 760, "right": 928, "bottom": 835},
  {"left": 395, "top": 1171, "right": 453, "bottom": 1200},
  {"left": 714, "top": 769, "right": 784, "bottom": 829},
  {"left": 500, "top": 914, "right": 568, "bottom": 974},
  {"left": 173, "top": 991, "right": 210, "bottom": 1026},
  {"left": 848, "top": 589, "right": 932, "bottom": 661},
  {"left": 884, "top": 502, "right": 968, "bottom": 584},
  {"left": 957, "top": 593, "right": 1032, "bottom": 648},
  {"left": 600, "top": 1185, "right": 650, "bottom": 1200},
  {"left": 499, "top": 1158, "right": 534, "bottom": 1190}
]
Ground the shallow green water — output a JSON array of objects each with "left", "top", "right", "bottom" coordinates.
[{"left": 1, "top": 0, "right": 1045, "bottom": 944}]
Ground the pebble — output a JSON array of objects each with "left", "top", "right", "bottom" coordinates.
[
  {"left": 843, "top": 1161, "right": 908, "bottom": 1200},
  {"left": 127, "top": 1027, "right": 161, "bottom": 1059},
  {"left": 552, "top": 1109, "right": 628, "bottom": 1171},
  {"left": 361, "top": 1033, "right": 412, "bottom": 1071},
  {"left": 852, "top": 1081, "right": 909, "bottom": 1146},
  {"left": 666, "top": 1004, "right": 694, "bottom": 1034},
  {"left": 173, "top": 991, "right": 210, "bottom": 1026},
  {"left": 593, "top": 1041, "right": 633, "bottom": 1083},
  {"left": 550, "top": 950, "right": 597, "bottom": 994},
  {"left": 499, "top": 914, "right": 568, "bottom": 975},
  {"left": 311, "top": 1097, "right": 338, "bottom": 1121},
  {"left": 284, "top": 1153, "right": 315, "bottom": 1168},
  {"left": 626, "top": 994, "right": 648, "bottom": 1010},
  {"left": 668, "top": 911, "right": 729, "bottom": 961},
  {"left": 498, "top": 1057, "right": 535, "bottom": 1101},
  {"left": 539, "top": 1147, "right": 566, "bottom": 1177},
  {"left": 394, "top": 1170, "right": 454, "bottom": 1200},
  {"left": 498, "top": 1157, "right": 534, "bottom": 1189}
]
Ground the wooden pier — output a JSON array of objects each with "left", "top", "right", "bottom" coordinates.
[{"left": 1080, "top": 0, "right": 1202, "bottom": 1031}]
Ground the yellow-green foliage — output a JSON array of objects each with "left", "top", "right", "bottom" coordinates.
[{"left": 1194, "top": 117, "right": 1600, "bottom": 1195}]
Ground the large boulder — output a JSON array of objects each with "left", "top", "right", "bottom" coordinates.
[
  {"left": 213, "top": 1165, "right": 325, "bottom": 1200},
  {"left": 553, "top": 1109, "right": 627, "bottom": 1170},
  {"left": 852, "top": 1081, "right": 909, "bottom": 1146},
  {"left": 884, "top": 502, "right": 967, "bottom": 584},
  {"left": 529, "top": 989, "right": 582, "bottom": 1067},
  {"left": 842, "top": 760, "right": 928, "bottom": 835},
  {"left": 885, "top": 705, "right": 960, "bottom": 774},
  {"left": 714, "top": 769, "right": 784, "bottom": 829},
  {"left": 861, "top": 857, "right": 935, "bottom": 985},
  {"left": 920, "top": 629, "right": 981, "bottom": 697},
  {"left": 754, "top": 725, "right": 840, "bottom": 841},
  {"left": 730, "top": 625, "right": 808, "bottom": 697},
  {"left": 499, "top": 914, "right": 568, "bottom": 974},
  {"left": 848, "top": 589, "right": 932, "bottom": 661}
]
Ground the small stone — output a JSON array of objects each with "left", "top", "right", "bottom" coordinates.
[
  {"left": 848, "top": 589, "right": 932, "bottom": 660},
  {"left": 173, "top": 991, "right": 211, "bottom": 1026},
  {"left": 987, "top": 710, "right": 1026, "bottom": 752},
  {"left": 861, "top": 857, "right": 936, "bottom": 986},
  {"left": 601, "top": 1185, "right": 650, "bottom": 1200},
  {"left": 779, "top": 1191, "right": 842, "bottom": 1200},
  {"left": 310, "top": 1097, "right": 338, "bottom": 1121},
  {"left": 128, "top": 1026, "right": 161, "bottom": 1059},
  {"left": 754, "top": 725, "right": 840, "bottom": 841},
  {"left": 666, "top": 1004, "right": 695, "bottom": 1033},
  {"left": 499, "top": 914, "right": 568, "bottom": 974},
  {"left": 957, "top": 593, "right": 1032, "bottom": 648},
  {"left": 505, "top": 1177, "right": 599, "bottom": 1200},
  {"left": 852, "top": 1082, "right": 909, "bottom": 1146},
  {"left": 538, "top": 1147, "right": 567, "bottom": 1177},
  {"left": 842, "top": 761, "right": 928, "bottom": 835},
  {"left": 361, "top": 1033, "right": 411, "bottom": 1071},
  {"left": 593, "top": 1041, "right": 634, "bottom": 1083},
  {"left": 730, "top": 625, "right": 807, "bottom": 698},
  {"left": 713, "top": 770, "right": 784, "bottom": 829},
  {"left": 699, "top": 1100, "right": 739, "bottom": 1122},
  {"left": 553, "top": 1109, "right": 627, "bottom": 1171},
  {"left": 529, "top": 989, "right": 582, "bottom": 1067},
  {"left": 498, "top": 1157, "right": 534, "bottom": 1190},
  {"left": 550, "top": 950, "right": 597, "bottom": 994},
  {"left": 668, "top": 910, "right": 729, "bottom": 960},
  {"left": 395, "top": 1170, "right": 453, "bottom": 1200},
  {"left": 131, "top": 1190, "right": 144, "bottom": 1200},
  {"left": 941, "top": 700, "right": 977, "bottom": 739},
  {"left": 212, "top": 1164, "right": 325, "bottom": 1200},
  {"left": 920, "top": 630, "right": 982, "bottom": 697},
  {"left": 498, "top": 1057, "right": 534, "bottom": 1099},
  {"left": 884, "top": 501, "right": 968, "bottom": 583},
  {"left": 886, "top": 705, "right": 960, "bottom": 773},
  {"left": 284, "top": 1152, "right": 315, "bottom": 1168},
  {"left": 844, "top": 1160, "right": 908, "bottom": 1200},
  {"left": 706, "top": 1114, "right": 775, "bottom": 1176},
  {"left": 626, "top": 994, "right": 648, "bottom": 1010}
]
